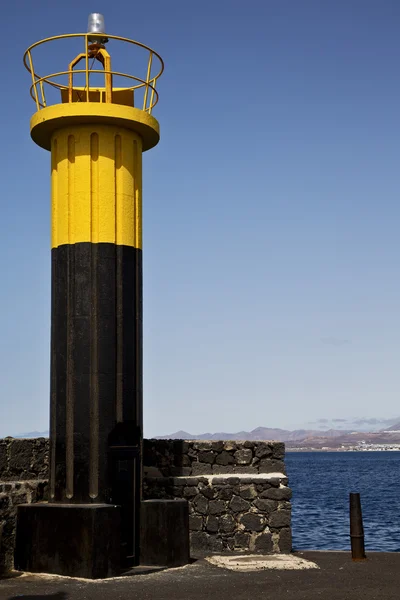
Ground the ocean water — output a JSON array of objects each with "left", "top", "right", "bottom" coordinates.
[{"left": 285, "top": 451, "right": 400, "bottom": 552}]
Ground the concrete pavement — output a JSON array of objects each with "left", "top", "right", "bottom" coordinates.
[{"left": 1, "top": 552, "right": 399, "bottom": 600}]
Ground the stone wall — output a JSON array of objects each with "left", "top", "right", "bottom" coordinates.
[
  {"left": 0, "top": 438, "right": 49, "bottom": 574},
  {"left": 0, "top": 481, "right": 48, "bottom": 574},
  {"left": 144, "top": 473, "right": 291, "bottom": 554},
  {"left": 0, "top": 437, "right": 292, "bottom": 574},
  {"left": 143, "top": 439, "right": 286, "bottom": 477},
  {"left": 0, "top": 437, "right": 49, "bottom": 482},
  {"left": 143, "top": 440, "right": 291, "bottom": 555}
]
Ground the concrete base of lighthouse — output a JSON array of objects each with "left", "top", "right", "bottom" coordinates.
[{"left": 14, "top": 503, "right": 122, "bottom": 579}]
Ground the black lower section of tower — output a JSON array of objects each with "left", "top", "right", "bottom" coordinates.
[{"left": 50, "top": 242, "right": 143, "bottom": 563}]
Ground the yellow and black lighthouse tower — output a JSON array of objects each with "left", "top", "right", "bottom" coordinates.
[{"left": 15, "top": 15, "right": 164, "bottom": 578}]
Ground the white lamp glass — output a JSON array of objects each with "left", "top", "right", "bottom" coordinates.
[{"left": 88, "top": 13, "right": 105, "bottom": 34}]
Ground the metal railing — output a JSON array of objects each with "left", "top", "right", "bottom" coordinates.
[{"left": 23, "top": 33, "right": 164, "bottom": 115}]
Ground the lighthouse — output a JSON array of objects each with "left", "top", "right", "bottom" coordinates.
[{"left": 15, "top": 15, "right": 164, "bottom": 578}]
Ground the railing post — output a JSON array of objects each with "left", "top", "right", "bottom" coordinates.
[
  {"left": 85, "top": 34, "right": 89, "bottom": 102},
  {"left": 143, "top": 51, "right": 153, "bottom": 111},
  {"left": 27, "top": 51, "right": 40, "bottom": 111},
  {"left": 148, "top": 78, "right": 157, "bottom": 114}
]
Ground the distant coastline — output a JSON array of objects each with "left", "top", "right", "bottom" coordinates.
[{"left": 11, "top": 419, "right": 400, "bottom": 453}]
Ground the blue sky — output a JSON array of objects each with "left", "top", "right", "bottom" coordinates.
[{"left": 0, "top": 0, "right": 399, "bottom": 437}]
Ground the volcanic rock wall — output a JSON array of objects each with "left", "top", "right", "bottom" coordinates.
[{"left": 0, "top": 437, "right": 292, "bottom": 574}]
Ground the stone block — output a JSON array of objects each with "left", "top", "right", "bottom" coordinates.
[
  {"left": 278, "top": 527, "right": 292, "bottom": 553},
  {"left": 231, "top": 466, "right": 258, "bottom": 474},
  {"left": 190, "top": 531, "right": 223, "bottom": 553},
  {"left": 9, "top": 440, "right": 34, "bottom": 474},
  {"left": 184, "top": 478, "right": 200, "bottom": 486},
  {"left": 170, "top": 467, "right": 192, "bottom": 476},
  {"left": 189, "top": 515, "right": 203, "bottom": 531},
  {"left": 226, "top": 477, "right": 240, "bottom": 485},
  {"left": 269, "top": 510, "right": 291, "bottom": 528},
  {"left": 212, "top": 465, "right": 234, "bottom": 474},
  {"left": 234, "top": 449, "right": 253, "bottom": 465},
  {"left": 192, "top": 463, "right": 212, "bottom": 476},
  {"left": 12, "top": 491, "right": 30, "bottom": 505},
  {"left": 219, "top": 514, "right": 236, "bottom": 533},
  {"left": 229, "top": 495, "right": 250, "bottom": 513},
  {"left": 193, "top": 441, "right": 213, "bottom": 451},
  {"left": 259, "top": 458, "right": 286, "bottom": 474},
  {"left": 253, "top": 532, "right": 273, "bottom": 552},
  {"left": 210, "top": 441, "right": 224, "bottom": 452},
  {"left": 200, "top": 485, "right": 217, "bottom": 500},
  {"left": 0, "top": 495, "right": 10, "bottom": 511},
  {"left": 183, "top": 486, "right": 198, "bottom": 498},
  {"left": 32, "top": 439, "right": 49, "bottom": 477},
  {"left": 0, "top": 443, "right": 8, "bottom": 477},
  {"left": 268, "top": 477, "right": 282, "bottom": 487},
  {"left": 218, "top": 486, "right": 234, "bottom": 501},
  {"left": 193, "top": 494, "right": 209, "bottom": 515},
  {"left": 190, "top": 531, "right": 209, "bottom": 552},
  {"left": 239, "top": 484, "right": 257, "bottom": 500},
  {"left": 225, "top": 537, "right": 235, "bottom": 551},
  {"left": 208, "top": 500, "right": 226, "bottom": 515},
  {"left": 211, "top": 477, "right": 230, "bottom": 485},
  {"left": 169, "top": 477, "right": 188, "bottom": 486},
  {"left": 206, "top": 516, "right": 219, "bottom": 533},
  {"left": 255, "top": 442, "right": 273, "bottom": 459},
  {"left": 234, "top": 532, "right": 250, "bottom": 548},
  {"left": 272, "top": 443, "right": 285, "bottom": 460},
  {"left": 240, "top": 477, "right": 259, "bottom": 484},
  {"left": 254, "top": 498, "right": 278, "bottom": 514},
  {"left": 215, "top": 451, "right": 234, "bottom": 466},
  {"left": 198, "top": 451, "right": 216, "bottom": 464},
  {"left": 243, "top": 441, "right": 255, "bottom": 448},
  {"left": 223, "top": 441, "right": 237, "bottom": 451},
  {"left": 181, "top": 455, "right": 192, "bottom": 467},
  {"left": 208, "top": 535, "right": 223, "bottom": 552},
  {"left": 257, "top": 483, "right": 271, "bottom": 492},
  {"left": 239, "top": 513, "right": 266, "bottom": 532},
  {"left": 261, "top": 486, "right": 292, "bottom": 501},
  {"left": 171, "top": 486, "right": 183, "bottom": 497}
]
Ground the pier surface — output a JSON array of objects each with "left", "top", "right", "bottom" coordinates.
[{"left": 1, "top": 551, "right": 399, "bottom": 599}]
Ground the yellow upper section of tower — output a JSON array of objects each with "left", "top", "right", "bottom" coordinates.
[{"left": 51, "top": 125, "right": 143, "bottom": 249}]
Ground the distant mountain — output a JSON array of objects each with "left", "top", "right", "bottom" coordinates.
[
  {"left": 381, "top": 422, "right": 400, "bottom": 432},
  {"left": 12, "top": 419, "right": 400, "bottom": 449},
  {"left": 13, "top": 431, "right": 49, "bottom": 438},
  {"left": 157, "top": 427, "right": 352, "bottom": 442}
]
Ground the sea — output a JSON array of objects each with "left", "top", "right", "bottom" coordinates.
[{"left": 285, "top": 451, "right": 400, "bottom": 552}]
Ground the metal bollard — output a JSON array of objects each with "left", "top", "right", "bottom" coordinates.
[{"left": 349, "top": 492, "right": 367, "bottom": 560}]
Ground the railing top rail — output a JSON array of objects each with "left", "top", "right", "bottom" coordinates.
[{"left": 23, "top": 32, "right": 164, "bottom": 81}]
